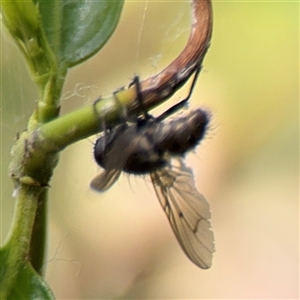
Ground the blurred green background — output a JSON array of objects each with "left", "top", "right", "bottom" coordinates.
[{"left": 1, "top": 1, "right": 298, "bottom": 299}]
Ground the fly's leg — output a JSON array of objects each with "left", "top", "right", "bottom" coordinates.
[
  {"left": 156, "top": 65, "right": 201, "bottom": 122},
  {"left": 92, "top": 78, "right": 131, "bottom": 144},
  {"left": 92, "top": 97, "right": 109, "bottom": 153},
  {"left": 131, "top": 76, "right": 152, "bottom": 121},
  {"left": 92, "top": 96, "right": 107, "bottom": 134}
]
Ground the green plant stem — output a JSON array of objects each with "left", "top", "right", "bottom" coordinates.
[
  {"left": 40, "top": 88, "right": 137, "bottom": 149},
  {"left": 8, "top": 186, "right": 42, "bottom": 253},
  {"left": 40, "top": 104, "right": 102, "bottom": 149},
  {"left": 29, "top": 190, "right": 48, "bottom": 275},
  {"left": 1, "top": 185, "right": 43, "bottom": 298},
  {"left": 40, "top": 71, "right": 67, "bottom": 122}
]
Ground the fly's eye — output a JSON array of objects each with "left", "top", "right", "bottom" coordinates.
[{"left": 94, "top": 137, "right": 106, "bottom": 168}]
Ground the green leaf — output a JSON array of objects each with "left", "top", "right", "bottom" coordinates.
[
  {"left": 0, "top": 0, "right": 57, "bottom": 86},
  {"left": 1, "top": 247, "right": 55, "bottom": 300},
  {"left": 35, "top": 0, "right": 124, "bottom": 68},
  {"left": 1, "top": 0, "right": 124, "bottom": 119}
]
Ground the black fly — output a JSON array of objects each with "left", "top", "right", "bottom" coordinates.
[{"left": 91, "top": 76, "right": 215, "bottom": 269}]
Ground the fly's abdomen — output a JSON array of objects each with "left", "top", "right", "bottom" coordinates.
[{"left": 154, "top": 109, "right": 210, "bottom": 155}]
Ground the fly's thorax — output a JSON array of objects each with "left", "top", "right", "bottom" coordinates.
[
  {"left": 94, "top": 121, "right": 168, "bottom": 174},
  {"left": 122, "top": 123, "right": 167, "bottom": 174}
]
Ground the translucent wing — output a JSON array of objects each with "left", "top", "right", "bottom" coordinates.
[
  {"left": 150, "top": 158, "right": 214, "bottom": 269},
  {"left": 90, "top": 169, "right": 121, "bottom": 192}
]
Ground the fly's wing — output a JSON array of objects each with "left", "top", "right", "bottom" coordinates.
[
  {"left": 150, "top": 158, "right": 214, "bottom": 269},
  {"left": 90, "top": 169, "right": 122, "bottom": 192}
]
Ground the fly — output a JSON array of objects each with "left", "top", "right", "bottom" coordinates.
[{"left": 91, "top": 76, "right": 215, "bottom": 269}]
